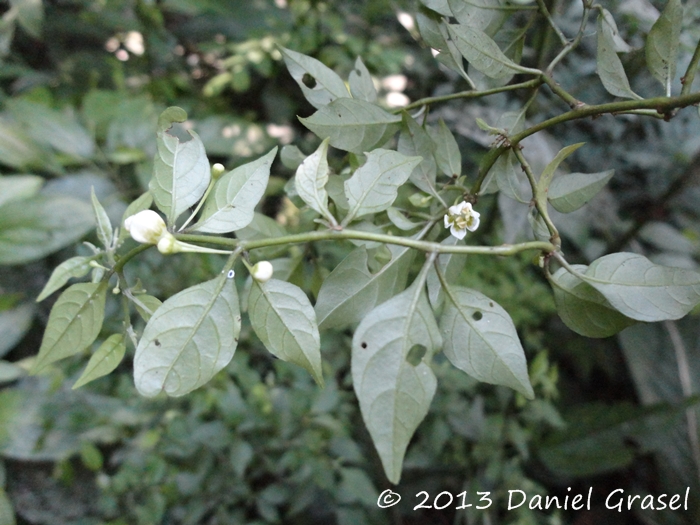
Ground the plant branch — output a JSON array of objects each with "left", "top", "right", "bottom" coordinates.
[
  {"left": 545, "top": 0, "right": 592, "bottom": 74},
  {"left": 536, "top": 0, "right": 568, "bottom": 47}
]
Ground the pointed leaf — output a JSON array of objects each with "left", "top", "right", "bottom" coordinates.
[
  {"left": 549, "top": 265, "right": 636, "bottom": 338},
  {"left": 420, "top": 0, "right": 452, "bottom": 16},
  {"left": 448, "top": 24, "right": 524, "bottom": 79},
  {"left": 133, "top": 274, "right": 241, "bottom": 397},
  {"left": 440, "top": 286, "right": 534, "bottom": 398},
  {"left": 299, "top": 98, "right": 401, "bottom": 154},
  {"left": 596, "top": 11, "right": 642, "bottom": 100},
  {"left": 133, "top": 294, "right": 162, "bottom": 322},
  {"left": 398, "top": 113, "right": 438, "bottom": 194},
  {"left": 344, "top": 149, "right": 421, "bottom": 223},
  {"left": 248, "top": 279, "right": 323, "bottom": 386},
  {"left": 352, "top": 285, "right": 441, "bottom": 483},
  {"left": 447, "top": 0, "right": 506, "bottom": 36},
  {"left": 294, "top": 138, "right": 335, "bottom": 223},
  {"left": 149, "top": 107, "right": 210, "bottom": 225},
  {"left": 387, "top": 207, "right": 422, "bottom": 231},
  {"left": 579, "top": 252, "right": 700, "bottom": 322},
  {"left": 0, "top": 303, "right": 35, "bottom": 358},
  {"left": 281, "top": 47, "right": 350, "bottom": 109},
  {"left": 548, "top": 170, "right": 614, "bottom": 213},
  {"left": 91, "top": 187, "right": 113, "bottom": 249},
  {"left": 10, "top": 0, "right": 43, "bottom": 39},
  {"left": 0, "top": 174, "right": 42, "bottom": 208},
  {"left": 536, "top": 142, "right": 585, "bottom": 198},
  {"left": 427, "top": 237, "right": 466, "bottom": 309},
  {"left": 645, "top": 0, "right": 682, "bottom": 94},
  {"left": 493, "top": 149, "right": 529, "bottom": 202},
  {"left": 31, "top": 282, "right": 108, "bottom": 373},
  {"left": 428, "top": 119, "right": 462, "bottom": 178},
  {"left": 349, "top": 57, "right": 377, "bottom": 103},
  {"left": 191, "top": 147, "right": 277, "bottom": 233},
  {"left": 36, "top": 256, "right": 93, "bottom": 302},
  {"left": 72, "top": 334, "right": 126, "bottom": 389}
]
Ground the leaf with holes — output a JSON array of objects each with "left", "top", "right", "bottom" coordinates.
[
  {"left": 191, "top": 147, "right": 277, "bottom": 233},
  {"left": 281, "top": 47, "right": 350, "bottom": 109},
  {"left": 31, "top": 282, "right": 108, "bottom": 374},
  {"left": 447, "top": 24, "right": 524, "bottom": 80},
  {"left": 248, "top": 279, "right": 323, "bottom": 386},
  {"left": 36, "top": 256, "right": 93, "bottom": 302},
  {"left": 294, "top": 138, "right": 335, "bottom": 224},
  {"left": 349, "top": 56, "right": 377, "bottom": 103},
  {"left": 299, "top": 98, "right": 401, "bottom": 154},
  {"left": 596, "top": 11, "right": 641, "bottom": 100},
  {"left": 646, "top": 0, "right": 682, "bottom": 95},
  {"left": 352, "top": 284, "right": 441, "bottom": 484},
  {"left": 133, "top": 274, "right": 241, "bottom": 397},
  {"left": 440, "top": 286, "right": 534, "bottom": 398},
  {"left": 72, "top": 334, "right": 126, "bottom": 389},
  {"left": 548, "top": 170, "right": 614, "bottom": 213}
]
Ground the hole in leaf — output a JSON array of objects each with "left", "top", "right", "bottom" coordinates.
[
  {"left": 406, "top": 344, "right": 427, "bottom": 367},
  {"left": 472, "top": 311, "right": 483, "bottom": 321},
  {"left": 355, "top": 68, "right": 362, "bottom": 76},
  {"left": 154, "top": 339, "right": 161, "bottom": 347},
  {"left": 361, "top": 342, "right": 367, "bottom": 349},
  {"left": 302, "top": 73, "right": 317, "bottom": 89},
  {"left": 489, "top": 302, "right": 494, "bottom": 307}
]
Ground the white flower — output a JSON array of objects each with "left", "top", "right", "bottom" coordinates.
[
  {"left": 444, "top": 201, "right": 480, "bottom": 240},
  {"left": 124, "top": 210, "right": 167, "bottom": 244},
  {"left": 251, "top": 261, "right": 274, "bottom": 283}
]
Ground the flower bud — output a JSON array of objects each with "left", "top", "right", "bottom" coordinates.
[
  {"left": 124, "top": 210, "right": 167, "bottom": 244},
  {"left": 156, "top": 232, "right": 180, "bottom": 254},
  {"left": 211, "top": 163, "right": 226, "bottom": 179},
  {"left": 251, "top": 261, "right": 274, "bottom": 282}
]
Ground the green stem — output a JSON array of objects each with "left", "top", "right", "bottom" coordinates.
[
  {"left": 545, "top": 1, "right": 592, "bottom": 74},
  {"left": 113, "top": 244, "right": 152, "bottom": 274},
  {"left": 536, "top": 0, "right": 568, "bottom": 46},
  {"left": 681, "top": 38, "right": 700, "bottom": 97},
  {"left": 540, "top": 74, "right": 582, "bottom": 109}
]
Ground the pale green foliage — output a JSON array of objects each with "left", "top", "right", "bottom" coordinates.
[
  {"left": 36, "top": 256, "right": 93, "bottom": 302},
  {"left": 596, "top": 10, "right": 641, "bottom": 100},
  {"left": 428, "top": 119, "right": 462, "bottom": 178},
  {"left": 447, "top": 24, "right": 524, "bottom": 79},
  {"left": 348, "top": 57, "right": 377, "bottom": 103},
  {"left": 398, "top": 113, "right": 438, "bottom": 194},
  {"left": 280, "top": 46, "right": 350, "bottom": 109},
  {"left": 548, "top": 170, "right": 615, "bottom": 213},
  {"left": 646, "top": 0, "right": 682, "bottom": 95},
  {"left": 90, "top": 187, "right": 113, "bottom": 250},
  {"left": 294, "top": 138, "right": 335, "bottom": 224},
  {"left": 0, "top": 174, "right": 42, "bottom": 208},
  {"left": 72, "top": 334, "right": 126, "bottom": 389},
  {"left": 133, "top": 294, "right": 163, "bottom": 322}
]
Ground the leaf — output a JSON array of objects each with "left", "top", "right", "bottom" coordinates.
[
  {"left": 280, "top": 47, "right": 350, "bottom": 109},
  {"left": 248, "top": 279, "right": 323, "bottom": 386},
  {"left": 72, "top": 334, "right": 126, "bottom": 389},
  {"left": 352, "top": 284, "right": 441, "bottom": 483},
  {"left": 299, "top": 98, "right": 401, "bottom": 154},
  {"left": 578, "top": 253, "right": 700, "bottom": 322},
  {"left": 31, "top": 282, "right": 108, "bottom": 374},
  {"left": 36, "top": 256, "right": 93, "bottom": 302},
  {"left": 440, "top": 286, "right": 534, "bottom": 398},
  {"left": 387, "top": 207, "right": 422, "bottom": 231},
  {"left": 397, "top": 113, "right": 438, "bottom": 194},
  {"left": 428, "top": 119, "right": 462, "bottom": 178},
  {"left": 0, "top": 303, "right": 34, "bottom": 358},
  {"left": 294, "top": 138, "right": 335, "bottom": 224},
  {"left": 645, "top": 0, "right": 682, "bottom": 95},
  {"left": 118, "top": 191, "right": 153, "bottom": 244},
  {"left": 0, "top": 361, "right": 23, "bottom": 384},
  {"left": 235, "top": 212, "right": 289, "bottom": 259},
  {"left": 600, "top": 9, "right": 633, "bottom": 53},
  {"left": 10, "top": 0, "right": 42, "bottom": 39},
  {"left": 420, "top": 0, "right": 452, "bottom": 16},
  {"left": 427, "top": 237, "right": 466, "bottom": 309},
  {"left": 348, "top": 56, "right": 377, "bottom": 103},
  {"left": 90, "top": 187, "right": 113, "bottom": 249},
  {"left": 493, "top": 149, "right": 529, "bottom": 202},
  {"left": 133, "top": 294, "right": 162, "bottom": 322},
  {"left": 280, "top": 145, "right": 306, "bottom": 170},
  {"left": 416, "top": 12, "right": 472, "bottom": 82},
  {"left": 191, "top": 147, "right": 277, "bottom": 233},
  {"left": 549, "top": 265, "right": 636, "bottom": 338},
  {"left": 536, "top": 142, "right": 585, "bottom": 199},
  {"left": 0, "top": 174, "right": 43, "bottom": 208},
  {"left": 548, "top": 169, "right": 614, "bottom": 213},
  {"left": 447, "top": 24, "right": 524, "bottom": 79},
  {"left": 0, "top": 195, "right": 94, "bottom": 265},
  {"left": 343, "top": 149, "right": 421, "bottom": 224},
  {"left": 149, "top": 107, "right": 211, "bottom": 225},
  {"left": 133, "top": 274, "right": 241, "bottom": 397},
  {"left": 447, "top": 0, "right": 506, "bottom": 36},
  {"left": 315, "top": 244, "right": 415, "bottom": 330},
  {"left": 596, "top": 11, "right": 642, "bottom": 100}
]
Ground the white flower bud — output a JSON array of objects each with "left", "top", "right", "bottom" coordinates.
[
  {"left": 156, "top": 232, "right": 180, "bottom": 254},
  {"left": 251, "top": 261, "right": 274, "bottom": 282},
  {"left": 124, "top": 210, "right": 167, "bottom": 244},
  {"left": 211, "top": 163, "right": 226, "bottom": 179}
]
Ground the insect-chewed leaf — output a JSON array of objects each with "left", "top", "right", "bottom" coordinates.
[
  {"left": 447, "top": 0, "right": 506, "bottom": 36},
  {"left": 352, "top": 285, "right": 441, "bottom": 484},
  {"left": 343, "top": 149, "right": 421, "bottom": 224},
  {"left": 72, "top": 334, "right": 126, "bottom": 389},
  {"left": 579, "top": 253, "right": 700, "bottom": 322},
  {"left": 549, "top": 265, "right": 636, "bottom": 338},
  {"left": 427, "top": 237, "right": 466, "bottom": 309},
  {"left": 294, "top": 138, "right": 334, "bottom": 224},
  {"left": 428, "top": 119, "right": 462, "bottom": 178},
  {"left": 645, "top": 0, "right": 682, "bottom": 94},
  {"left": 281, "top": 47, "right": 350, "bottom": 109},
  {"left": 191, "top": 147, "right": 277, "bottom": 233},
  {"left": 440, "top": 286, "right": 534, "bottom": 398},
  {"left": 31, "top": 282, "right": 108, "bottom": 374},
  {"left": 596, "top": 11, "right": 641, "bottom": 100},
  {"left": 248, "top": 279, "right": 323, "bottom": 386},
  {"left": 315, "top": 245, "right": 415, "bottom": 330},
  {"left": 133, "top": 275, "right": 241, "bottom": 397},
  {"left": 548, "top": 170, "right": 614, "bottom": 213},
  {"left": 149, "top": 107, "right": 211, "bottom": 225},
  {"left": 398, "top": 114, "right": 438, "bottom": 195},
  {"left": 90, "top": 187, "right": 113, "bottom": 249},
  {"left": 36, "top": 256, "right": 93, "bottom": 302},
  {"left": 349, "top": 57, "right": 377, "bottom": 103},
  {"left": 299, "top": 98, "right": 401, "bottom": 154},
  {"left": 447, "top": 24, "right": 523, "bottom": 80}
]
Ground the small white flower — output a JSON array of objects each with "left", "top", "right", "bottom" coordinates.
[
  {"left": 444, "top": 201, "right": 480, "bottom": 240},
  {"left": 251, "top": 261, "right": 274, "bottom": 283},
  {"left": 124, "top": 210, "right": 167, "bottom": 244}
]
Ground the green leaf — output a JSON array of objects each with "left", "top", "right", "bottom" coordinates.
[
  {"left": 281, "top": 47, "right": 350, "bottom": 109},
  {"left": 248, "top": 279, "right": 323, "bottom": 386},
  {"left": 416, "top": 12, "right": 472, "bottom": 82},
  {"left": 428, "top": 119, "right": 462, "bottom": 178},
  {"left": 0, "top": 303, "right": 34, "bottom": 358},
  {"left": 447, "top": 0, "right": 506, "bottom": 36},
  {"left": 349, "top": 57, "right": 377, "bottom": 103},
  {"left": 493, "top": 149, "right": 528, "bottom": 202},
  {"left": 420, "top": 0, "right": 452, "bottom": 16},
  {"left": 596, "top": 11, "right": 642, "bottom": 100},
  {"left": 398, "top": 113, "right": 438, "bottom": 194},
  {"left": 387, "top": 207, "right": 422, "bottom": 231},
  {"left": 294, "top": 138, "right": 335, "bottom": 224},
  {"left": 352, "top": 284, "right": 441, "bottom": 484},
  {"left": 447, "top": 24, "right": 524, "bottom": 79},
  {"left": 645, "top": 0, "right": 682, "bottom": 95},
  {"left": 427, "top": 237, "right": 466, "bottom": 309},
  {"left": 118, "top": 191, "right": 153, "bottom": 244},
  {"left": 133, "top": 274, "right": 241, "bottom": 397},
  {"left": 536, "top": 142, "right": 585, "bottom": 199},
  {"left": 133, "top": 294, "right": 162, "bottom": 322},
  {"left": 10, "top": 0, "right": 42, "bottom": 39},
  {"left": 36, "top": 256, "right": 93, "bottom": 302},
  {"left": 0, "top": 195, "right": 94, "bottom": 265},
  {"left": 315, "top": 245, "right": 415, "bottom": 330},
  {"left": 31, "top": 282, "right": 108, "bottom": 374},
  {"left": 90, "top": 187, "right": 113, "bottom": 249},
  {"left": 299, "top": 98, "right": 401, "bottom": 154},
  {"left": 149, "top": 107, "right": 210, "bottom": 225},
  {"left": 0, "top": 361, "right": 23, "bottom": 384},
  {"left": 72, "top": 334, "right": 126, "bottom": 389},
  {"left": 549, "top": 265, "right": 636, "bottom": 338},
  {"left": 235, "top": 212, "right": 289, "bottom": 259},
  {"left": 280, "top": 145, "right": 306, "bottom": 170},
  {"left": 548, "top": 169, "right": 614, "bottom": 213},
  {"left": 191, "top": 147, "right": 277, "bottom": 233},
  {"left": 440, "top": 286, "right": 534, "bottom": 398},
  {"left": 579, "top": 253, "right": 700, "bottom": 322},
  {"left": 343, "top": 149, "right": 421, "bottom": 224},
  {"left": 0, "top": 174, "right": 43, "bottom": 208}
]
